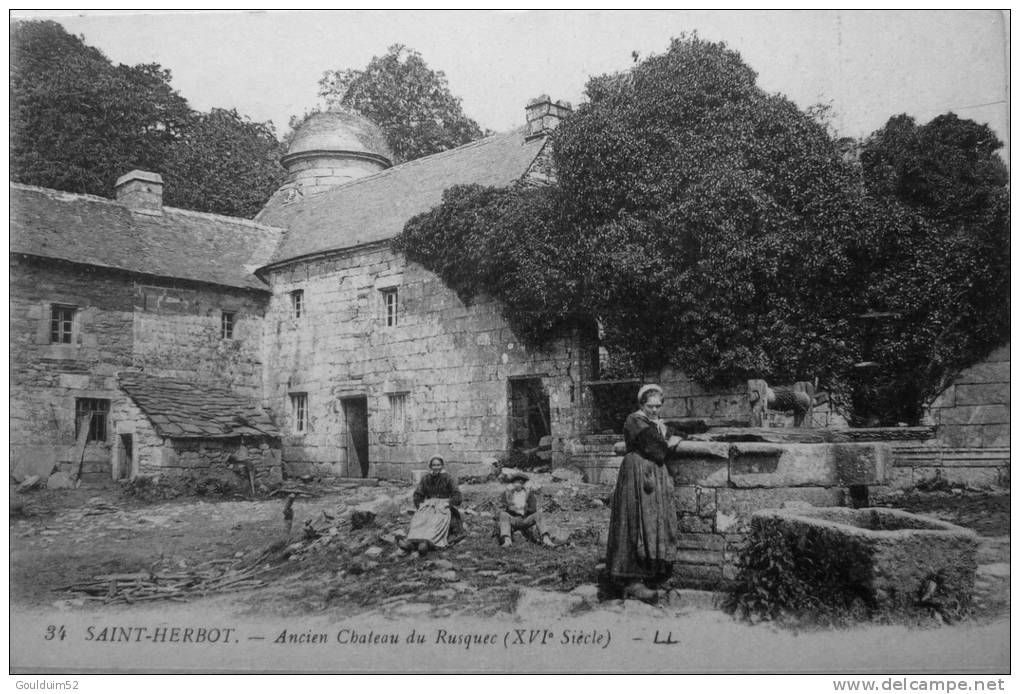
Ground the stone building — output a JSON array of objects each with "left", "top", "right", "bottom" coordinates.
[
  {"left": 253, "top": 99, "right": 593, "bottom": 479},
  {"left": 9, "top": 171, "right": 283, "bottom": 483},
  {"left": 8, "top": 98, "right": 1010, "bottom": 486}
]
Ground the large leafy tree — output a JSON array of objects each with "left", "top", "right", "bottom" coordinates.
[
  {"left": 851, "top": 114, "right": 1010, "bottom": 424},
  {"left": 11, "top": 20, "right": 285, "bottom": 218},
  {"left": 396, "top": 36, "right": 1009, "bottom": 425},
  {"left": 318, "top": 44, "right": 485, "bottom": 163},
  {"left": 11, "top": 20, "right": 193, "bottom": 197},
  {"left": 163, "top": 108, "right": 285, "bottom": 218}
]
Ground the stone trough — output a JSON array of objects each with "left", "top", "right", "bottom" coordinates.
[{"left": 749, "top": 507, "right": 979, "bottom": 614}]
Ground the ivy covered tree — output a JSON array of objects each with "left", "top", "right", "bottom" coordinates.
[
  {"left": 318, "top": 44, "right": 485, "bottom": 163},
  {"left": 163, "top": 108, "right": 285, "bottom": 218},
  {"left": 395, "top": 35, "right": 1009, "bottom": 425},
  {"left": 851, "top": 114, "right": 1010, "bottom": 424}
]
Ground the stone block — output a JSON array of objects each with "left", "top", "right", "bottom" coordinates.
[
  {"left": 45, "top": 471, "right": 74, "bottom": 489},
  {"left": 58, "top": 374, "right": 90, "bottom": 390},
  {"left": 981, "top": 424, "right": 1010, "bottom": 447},
  {"left": 10, "top": 445, "right": 61, "bottom": 482},
  {"left": 674, "top": 486, "right": 699, "bottom": 514},
  {"left": 675, "top": 532, "right": 725, "bottom": 552},
  {"left": 728, "top": 443, "right": 847, "bottom": 488},
  {"left": 698, "top": 487, "right": 718, "bottom": 517},
  {"left": 750, "top": 507, "right": 978, "bottom": 613},
  {"left": 939, "top": 405, "right": 1010, "bottom": 426},
  {"left": 940, "top": 467, "right": 999, "bottom": 489},
  {"left": 955, "top": 383, "right": 1009, "bottom": 406},
  {"left": 674, "top": 549, "right": 724, "bottom": 566},
  {"left": 669, "top": 442, "right": 730, "bottom": 485},
  {"left": 716, "top": 487, "right": 844, "bottom": 529},
  {"left": 671, "top": 563, "right": 723, "bottom": 589},
  {"left": 678, "top": 514, "right": 713, "bottom": 533},
  {"left": 952, "top": 361, "right": 1010, "bottom": 385},
  {"left": 832, "top": 443, "right": 890, "bottom": 486}
]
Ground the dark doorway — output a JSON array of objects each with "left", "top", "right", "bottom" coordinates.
[
  {"left": 342, "top": 397, "right": 370, "bottom": 478},
  {"left": 508, "top": 378, "right": 551, "bottom": 449},
  {"left": 117, "top": 434, "right": 133, "bottom": 480}
]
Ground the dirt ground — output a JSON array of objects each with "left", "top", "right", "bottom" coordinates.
[
  {"left": 10, "top": 478, "right": 1010, "bottom": 622},
  {"left": 10, "top": 476, "right": 612, "bottom": 618},
  {"left": 9, "top": 478, "right": 1011, "bottom": 673}
]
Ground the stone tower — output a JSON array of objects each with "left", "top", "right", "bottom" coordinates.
[{"left": 264, "top": 110, "right": 394, "bottom": 209}]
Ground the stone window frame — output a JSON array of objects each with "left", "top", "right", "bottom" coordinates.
[
  {"left": 380, "top": 287, "right": 399, "bottom": 327},
  {"left": 75, "top": 397, "right": 110, "bottom": 443},
  {"left": 387, "top": 391, "right": 410, "bottom": 434},
  {"left": 50, "top": 303, "right": 78, "bottom": 344},
  {"left": 221, "top": 310, "right": 236, "bottom": 339},
  {"left": 290, "top": 392, "right": 308, "bottom": 434},
  {"left": 290, "top": 289, "right": 304, "bottom": 318}
]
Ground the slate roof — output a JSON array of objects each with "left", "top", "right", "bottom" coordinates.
[
  {"left": 118, "top": 372, "right": 280, "bottom": 439},
  {"left": 10, "top": 183, "right": 285, "bottom": 291},
  {"left": 256, "top": 126, "right": 547, "bottom": 266}
]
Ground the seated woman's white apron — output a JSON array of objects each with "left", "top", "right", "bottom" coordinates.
[{"left": 406, "top": 498, "right": 451, "bottom": 548}]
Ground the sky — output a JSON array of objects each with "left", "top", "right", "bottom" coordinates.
[{"left": 13, "top": 10, "right": 1011, "bottom": 155}]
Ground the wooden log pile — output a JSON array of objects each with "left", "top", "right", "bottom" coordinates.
[{"left": 58, "top": 563, "right": 269, "bottom": 604}]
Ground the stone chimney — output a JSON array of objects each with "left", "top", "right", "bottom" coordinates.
[
  {"left": 525, "top": 95, "right": 572, "bottom": 139},
  {"left": 115, "top": 170, "right": 163, "bottom": 215}
]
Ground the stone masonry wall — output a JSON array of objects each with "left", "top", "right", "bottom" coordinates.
[
  {"left": 10, "top": 256, "right": 269, "bottom": 481},
  {"left": 131, "top": 282, "right": 267, "bottom": 400},
  {"left": 928, "top": 344, "right": 1010, "bottom": 448},
  {"left": 262, "top": 244, "right": 594, "bottom": 480}
]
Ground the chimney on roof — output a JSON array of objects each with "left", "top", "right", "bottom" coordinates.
[
  {"left": 115, "top": 170, "right": 163, "bottom": 215},
  {"left": 525, "top": 95, "right": 572, "bottom": 140}
]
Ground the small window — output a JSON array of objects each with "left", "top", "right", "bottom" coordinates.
[
  {"left": 290, "top": 393, "right": 308, "bottom": 433},
  {"left": 381, "top": 288, "right": 398, "bottom": 327},
  {"left": 291, "top": 290, "right": 304, "bottom": 318},
  {"left": 50, "top": 305, "right": 76, "bottom": 344},
  {"left": 75, "top": 398, "right": 109, "bottom": 442},
  {"left": 221, "top": 311, "right": 236, "bottom": 339},
  {"left": 388, "top": 393, "right": 408, "bottom": 433}
]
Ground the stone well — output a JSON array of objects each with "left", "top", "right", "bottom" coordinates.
[
  {"left": 749, "top": 507, "right": 978, "bottom": 613},
  {"left": 566, "top": 431, "right": 896, "bottom": 588},
  {"left": 666, "top": 437, "right": 893, "bottom": 588}
]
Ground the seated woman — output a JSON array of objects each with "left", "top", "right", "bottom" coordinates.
[
  {"left": 398, "top": 455, "right": 463, "bottom": 557},
  {"left": 605, "top": 384, "right": 682, "bottom": 602}
]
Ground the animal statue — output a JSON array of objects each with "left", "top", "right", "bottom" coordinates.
[{"left": 748, "top": 379, "right": 827, "bottom": 427}]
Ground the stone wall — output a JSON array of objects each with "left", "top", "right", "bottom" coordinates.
[
  {"left": 928, "top": 344, "right": 1010, "bottom": 448},
  {"left": 890, "top": 444, "right": 1009, "bottom": 490},
  {"left": 10, "top": 256, "right": 269, "bottom": 481},
  {"left": 261, "top": 243, "right": 595, "bottom": 480}
]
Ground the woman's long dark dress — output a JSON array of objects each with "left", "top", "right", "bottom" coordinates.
[{"left": 605, "top": 411, "right": 678, "bottom": 582}]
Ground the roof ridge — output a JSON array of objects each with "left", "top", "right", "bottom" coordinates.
[
  {"left": 11, "top": 181, "right": 285, "bottom": 233},
  {"left": 300, "top": 126, "right": 534, "bottom": 196},
  {"left": 10, "top": 182, "right": 116, "bottom": 205},
  {"left": 164, "top": 206, "right": 285, "bottom": 232}
]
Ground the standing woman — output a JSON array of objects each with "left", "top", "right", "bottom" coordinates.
[{"left": 605, "top": 384, "right": 679, "bottom": 602}]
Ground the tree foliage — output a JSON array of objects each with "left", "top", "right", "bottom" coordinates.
[
  {"left": 11, "top": 20, "right": 284, "bottom": 217},
  {"left": 163, "top": 108, "right": 285, "bottom": 218},
  {"left": 396, "top": 35, "right": 1009, "bottom": 425},
  {"left": 852, "top": 114, "right": 1010, "bottom": 424},
  {"left": 318, "top": 44, "right": 485, "bottom": 163},
  {"left": 11, "top": 20, "right": 192, "bottom": 197}
]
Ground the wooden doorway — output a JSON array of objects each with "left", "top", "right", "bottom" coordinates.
[
  {"left": 508, "top": 377, "right": 551, "bottom": 450},
  {"left": 342, "top": 397, "right": 370, "bottom": 478},
  {"left": 113, "top": 433, "right": 133, "bottom": 480}
]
